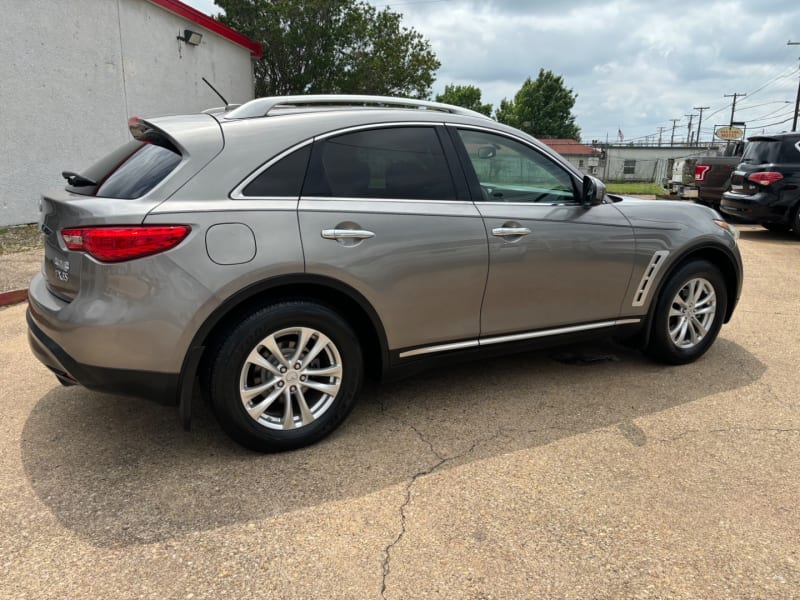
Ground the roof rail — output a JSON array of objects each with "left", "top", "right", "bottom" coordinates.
[
  {"left": 201, "top": 104, "right": 242, "bottom": 116},
  {"left": 223, "top": 95, "right": 493, "bottom": 121}
]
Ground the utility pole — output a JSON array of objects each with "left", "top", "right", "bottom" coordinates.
[
  {"left": 684, "top": 114, "right": 694, "bottom": 145},
  {"left": 724, "top": 92, "right": 746, "bottom": 127},
  {"left": 657, "top": 126, "right": 665, "bottom": 147},
  {"left": 789, "top": 41, "right": 800, "bottom": 132},
  {"left": 669, "top": 118, "right": 680, "bottom": 146},
  {"left": 693, "top": 106, "right": 710, "bottom": 146}
]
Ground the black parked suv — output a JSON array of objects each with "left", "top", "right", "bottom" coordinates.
[{"left": 721, "top": 132, "right": 800, "bottom": 235}]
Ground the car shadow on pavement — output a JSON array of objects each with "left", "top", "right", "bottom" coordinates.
[
  {"left": 736, "top": 227, "right": 798, "bottom": 243},
  {"left": 21, "top": 337, "right": 765, "bottom": 548}
]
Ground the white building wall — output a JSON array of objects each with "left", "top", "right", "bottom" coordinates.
[
  {"left": 0, "top": 0, "right": 254, "bottom": 226},
  {"left": 602, "top": 145, "right": 718, "bottom": 181}
]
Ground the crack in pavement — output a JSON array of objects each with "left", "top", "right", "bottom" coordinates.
[{"left": 375, "top": 396, "right": 507, "bottom": 599}]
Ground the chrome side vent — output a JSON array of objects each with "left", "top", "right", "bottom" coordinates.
[{"left": 632, "top": 251, "right": 669, "bottom": 307}]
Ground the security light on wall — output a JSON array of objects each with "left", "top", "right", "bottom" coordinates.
[{"left": 177, "top": 29, "right": 203, "bottom": 46}]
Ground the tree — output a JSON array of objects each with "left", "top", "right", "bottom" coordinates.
[
  {"left": 495, "top": 69, "right": 581, "bottom": 140},
  {"left": 435, "top": 84, "right": 492, "bottom": 116},
  {"left": 215, "top": 0, "right": 440, "bottom": 99}
]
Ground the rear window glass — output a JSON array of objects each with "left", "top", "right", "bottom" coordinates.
[
  {"left": 66, "top": 137, "right": 182, "bottom": 199},
  {"left": 741, "top": 141, "right": 781, "bottom": 165}
]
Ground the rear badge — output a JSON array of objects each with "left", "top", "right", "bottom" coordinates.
[{"left": 54, "top": 256, "right": 70, "bottom": 282}]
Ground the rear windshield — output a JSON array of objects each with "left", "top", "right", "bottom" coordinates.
[
  {"left": 66, "top": 135, "right": 182, "bottom": 198},
  {"left": 741, "top": 140, "right": 781, "bottom": 165}
]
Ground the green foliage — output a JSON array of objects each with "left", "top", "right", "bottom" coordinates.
[
  {"left": 604, "top": 182, "right": 666, "bottom": 195},
  {"left": 435, "top": 84, "right": 492, "bottom": 116},
  {"left": 495, "top": 69, "right": 581, "bottom": 140},
  {"left": 215, "top": 0, "right": 440, "bottom": 99}
]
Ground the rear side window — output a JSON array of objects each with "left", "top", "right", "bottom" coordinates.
[
  {"left": 741, "top": 140, "right": 781, "bottom": 165},
  {"left": 241, "top": 145, "right": 311, "bottom": 197},
  {"left": 304, "top": 127, "right": 456, "bottom": 200},
  {"left": 66, "top": 136, "right": 182, "bottom": 199}
]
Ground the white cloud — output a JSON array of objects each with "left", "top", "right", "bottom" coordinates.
[{"left": 185, "top": 0, "right": 800, "bottom": 142}]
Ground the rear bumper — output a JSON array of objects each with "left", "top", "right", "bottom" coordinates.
[
  {"left": 720, "top": 191, "right": 789, "bottom": 223},
  {"left": 27, "top": 308, "right": 179, "bottom": 405}
]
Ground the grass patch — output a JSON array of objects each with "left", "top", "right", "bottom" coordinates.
[
  {"left": 604, "top": 182, "right": 666, "bottom": 195},
  {"left": 0, "top": 224, "right": 42, "bottom": 255}
]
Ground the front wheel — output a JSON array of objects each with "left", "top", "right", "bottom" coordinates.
[
  {"left": 646, "top": 260, "right": 728, "bottom": 365},
  {"left": 205, "top": 301, "right": 363, "bottom": 452}
]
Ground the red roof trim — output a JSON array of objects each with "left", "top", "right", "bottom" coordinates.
[{"left": 147, "top": 0, "right": 263, "bottom": 58}]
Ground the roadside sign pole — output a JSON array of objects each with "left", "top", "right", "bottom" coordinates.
[{"left": 789, "top": 42, "right": 800, "bottom": 131}]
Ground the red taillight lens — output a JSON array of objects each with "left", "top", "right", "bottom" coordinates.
[
  {"left": 61, "top": 225, "right": 190, "bottom": 262},
  {"left": 694, "top": 165, "right": 711, "bottom": 182},
  {"left": 747, "top": 171, "right": 783, "bottom": 186}
]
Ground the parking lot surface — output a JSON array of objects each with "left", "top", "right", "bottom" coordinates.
[{"left": 1, "top": 224, "right": 798, "bottom": 599}]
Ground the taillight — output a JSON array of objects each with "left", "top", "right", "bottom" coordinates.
[
  {"left": 694, "top": 165, "right": 711, "bottom": 182},
  {"left": 61, "top": 225, "right": 190, "bottom": 262},
  {"left": 747, "top": 171, "right": 783, "bottom": 186}
]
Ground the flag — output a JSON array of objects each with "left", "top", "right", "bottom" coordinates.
[{"left": 617, "top": 128, "right": 624, "bottom": 142}]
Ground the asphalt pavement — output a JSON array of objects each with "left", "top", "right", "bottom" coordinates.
[{"left": 1, "top": 224, "right": 798, "bottom": 599}]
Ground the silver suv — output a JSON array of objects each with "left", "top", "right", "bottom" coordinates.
[{"left": 27, "top": 95, "right": 743, "bottom": 451}]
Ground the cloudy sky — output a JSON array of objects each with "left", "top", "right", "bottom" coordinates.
[{"left": 185, "top": 0, "right": 800, "bottom": 144}]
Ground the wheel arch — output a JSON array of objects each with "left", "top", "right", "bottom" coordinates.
[
  {"left": 177, "top": 274, "right": 389, "bottom": 426},
  {"left": 638, "top": 242, "right": 742, "bottom": 348}
]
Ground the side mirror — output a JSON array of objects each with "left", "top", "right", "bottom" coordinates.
[
  {"left": 581, "top": 175, "right": 606, "bottom": 207},
  {"left": 477, "top": 146, "right": 496, "bottom": 159}
]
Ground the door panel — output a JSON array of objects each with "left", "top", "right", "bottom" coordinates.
[
  {"left": 300, "top": 199, "right": 487, "bottom": 349},
  {"left": 298, "top": 125, "right": 488, "bottom": 351},
  {"left": 451, "top": 126, "right": 636, "bottom": 336},
  {"left": 477, "top": 203, "right": 635, "bottom": 335}
]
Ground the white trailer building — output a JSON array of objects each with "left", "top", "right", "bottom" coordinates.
[{"left": 0, "top": 0, "right": 261, "bottom": 226}]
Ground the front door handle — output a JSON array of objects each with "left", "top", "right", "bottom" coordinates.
[
  {"left": 491, "top": 227, "right": 531, "bottom": 237},
  {"left": 321, "top": 229, "right": 375, "bottom": 240}
]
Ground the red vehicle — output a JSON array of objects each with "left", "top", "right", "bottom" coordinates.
[{"left": 694, "top": 141, "right": 745, "bottom": 209}]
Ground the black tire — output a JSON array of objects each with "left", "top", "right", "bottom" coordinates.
[
  {"left": 646, "top": 260, "right": 728, "bottom": 365},
  {"left": 205, "top": 301, "right": 363, "bottom": 452},
  {"left": 793, "top": 206, "right": 800, "bottom": 237},
  {"left": 761, "top": 222, "right": 791, "bottom": 233}
]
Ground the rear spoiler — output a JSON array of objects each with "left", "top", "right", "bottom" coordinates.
[{"left": 128, "top": 116, "right": 159, "bottom": 140}]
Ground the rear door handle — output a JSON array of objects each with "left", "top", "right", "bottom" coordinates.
[
  {"left": 321, "top": 229, "right": 375, "bottom": 240},
  {"left": 491, "top": 227, "right": 531, "bottom": 237}
]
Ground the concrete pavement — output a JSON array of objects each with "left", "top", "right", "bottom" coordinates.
[{"left": 1, "top": 225, "right": 798, "bottom": 598}]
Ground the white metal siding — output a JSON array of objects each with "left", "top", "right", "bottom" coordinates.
[{"left": 0, "top": 0, "right": 254, "bottom": 226}]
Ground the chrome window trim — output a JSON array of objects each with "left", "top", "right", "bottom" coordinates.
[
  {"left": 314, "top": 121, "right": 446, "bottom": 141},
  {"left": 151, "top": 199, "right": 298, "bottom": 213},
  {"left": 450, "top": 123, "right": 584, "bottom": 180},
  {"left": 398, "top": 319, "right": 642, "bottom": 358},
  {"left": 301, "top": 195, "right": 474, "bottom": 206},
  {"left": 230, "top": 139, "right": 314, "bottom": 200}
]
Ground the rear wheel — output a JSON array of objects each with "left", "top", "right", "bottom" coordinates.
[
  {"left": 646, "top": 260, "right": 727, "bottom": 364},
  {"left": 206, "top": 301, "right": 363, "bottom": 452}
]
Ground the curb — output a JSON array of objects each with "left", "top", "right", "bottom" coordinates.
[{"left": 0, "top": 289, "right": 28, "bottom": 308}]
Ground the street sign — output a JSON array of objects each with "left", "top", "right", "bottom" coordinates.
[{"left": 716, "top": 126, "right": 744, "bottom": 140}]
